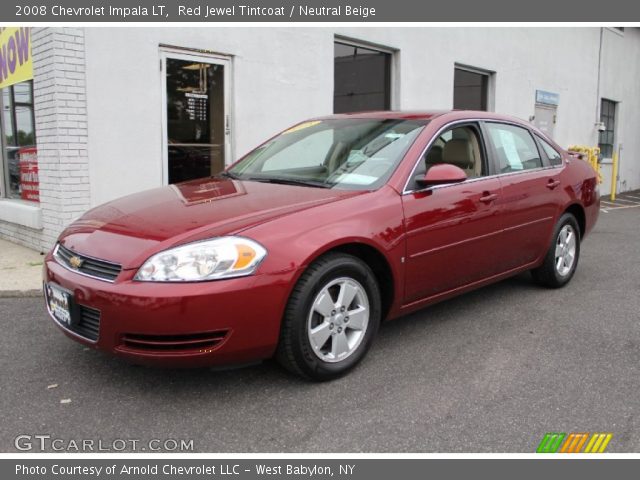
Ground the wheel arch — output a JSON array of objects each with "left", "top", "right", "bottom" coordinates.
[
  {"left": 563, "top": 203, "right": 586, "bottom": 239},
  {"left": 298, "top": 241, "right": 397, "bottom": 322}
]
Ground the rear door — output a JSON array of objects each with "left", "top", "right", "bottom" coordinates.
[
  {"left": 402, "top": 123, "right": 504, "bottom": 304},
  {"left": 482, "top": 121, "right": 561, "bottom": 270}
]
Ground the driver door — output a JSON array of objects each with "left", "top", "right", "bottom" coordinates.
[{"left": 402, "top": 123, "right": 504, "bottom": 304}]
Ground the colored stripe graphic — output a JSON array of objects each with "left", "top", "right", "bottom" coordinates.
[
  {"left": 537, "top": 433, "right": 613, "bottom": 453},
  {"left": 584, "top": 433, "right": 613, "bottom": 453},
  {"left": 536, "top": 433, "right": 566, "bottom": 453},
  {"left": 559, "top": 433, "right": 588, "bottom": 453},
  {"left": 573, "top": 433, "right": 590, "bottom": 452}
]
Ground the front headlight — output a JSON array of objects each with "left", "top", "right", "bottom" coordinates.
[{"left": 134, "top": 236, "right": 267, "bottom": 282}]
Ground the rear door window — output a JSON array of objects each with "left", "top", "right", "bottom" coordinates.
[{"left": 485, "top": 123, "right": 543, "bottom": 173}]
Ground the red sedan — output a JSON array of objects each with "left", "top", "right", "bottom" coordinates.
[{"left": 43, "top": 111, "right": 599, "bottom": 380}]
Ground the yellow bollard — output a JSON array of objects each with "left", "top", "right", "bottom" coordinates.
[
  {"left": 588, "top": 147, "right": 601, "bottom": 184},
  {"left": 610, "top": 150, "right": 618, "bottom": 202},
  {"left": 568, "top": 145, "right": 602, "bottom": 184}
]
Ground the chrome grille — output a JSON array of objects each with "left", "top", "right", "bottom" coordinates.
[{"left": 54, "top": 243, "right": 122, "bottom": 282}]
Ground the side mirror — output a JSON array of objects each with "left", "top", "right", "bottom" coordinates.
[{"left": 416, "top": 164, "right": 467, "bottom": 187}]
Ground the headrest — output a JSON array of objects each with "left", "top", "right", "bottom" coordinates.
[{"left": 443, "top": 139, "right": 473, "bottom": 169}]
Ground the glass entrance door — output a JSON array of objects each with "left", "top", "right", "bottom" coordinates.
[{"left": 162, "top": 51, "right": 230, "bottom": 184}]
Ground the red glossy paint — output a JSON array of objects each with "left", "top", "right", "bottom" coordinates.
[
  {"left": 43, "top": 111, "right": 600, "bottom": 368},
  {"left": 421, "top": 163, "right": 468, "bottom": 185}
]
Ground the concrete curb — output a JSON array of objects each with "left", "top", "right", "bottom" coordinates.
[{"left": 0, "top": 289, "right": 42, "bottom": 298}]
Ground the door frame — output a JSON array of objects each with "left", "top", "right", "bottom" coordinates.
[
  {"left": 160, "top": 47, "right": 233, "bottom": 185},
  {"left": 533, "top": 103, "right": 557, "bottom": 139}
]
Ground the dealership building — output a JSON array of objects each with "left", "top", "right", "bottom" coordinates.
[{"left": 1, "top": 26, "right": 639, "bottom": 252}]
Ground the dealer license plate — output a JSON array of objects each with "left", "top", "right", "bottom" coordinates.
[{"left": 46, "top": 283, "right": 72, "bottom": 326}]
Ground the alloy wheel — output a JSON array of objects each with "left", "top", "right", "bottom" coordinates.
[
  {"left": 307, "top": 277, "right": 370, "bottom": 363},
  {"left": 555, "top": 224, "right": 577, "bottom": 276}
]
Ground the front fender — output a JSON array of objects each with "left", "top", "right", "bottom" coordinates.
[{"left": 242, "top": 186, "right": 407, "bottom": 318}]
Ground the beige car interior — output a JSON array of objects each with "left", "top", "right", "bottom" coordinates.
[{"left": 425, "top": 126, "right": 483, "bottom": 178}]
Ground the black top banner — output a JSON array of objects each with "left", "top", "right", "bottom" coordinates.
[{"left": 4, "top": 0, "right": 640, "bottom": 22}]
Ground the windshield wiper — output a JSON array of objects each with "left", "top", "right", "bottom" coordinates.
[
  {"left": 246, "top": 176, "right": 331, "bottom": 189},
  {"left": 218, "top": 171, "right": 239, "bottom": 179}
]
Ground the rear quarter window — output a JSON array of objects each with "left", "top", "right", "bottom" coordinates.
[{"left": 537, "top": 136, "right": 563, "bottom": 166}]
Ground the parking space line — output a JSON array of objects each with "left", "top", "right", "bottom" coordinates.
[
  {"left": 609, "top": 197, "right": 639, "bottom": 205},
  {"left": 600, "top": 203, "right": 640, "bottom": 212}
]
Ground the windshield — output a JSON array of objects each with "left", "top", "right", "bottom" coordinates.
[{"left": 227, "top": 118, "right": 427, "bottom": 190}]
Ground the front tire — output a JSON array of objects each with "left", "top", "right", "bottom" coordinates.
[
  {"left": 531, "top": 213, "right": 581, "bottom": 288},
  {"left": 276, "top": 253, "right": 381, "bottom": 381}
]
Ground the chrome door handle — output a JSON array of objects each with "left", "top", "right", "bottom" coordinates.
[
  {"left": 479, "top": 193, "right": 498, "bottom": 203},
  {"left": 546, "top": 179, "right": 561, "bottom": 189}
]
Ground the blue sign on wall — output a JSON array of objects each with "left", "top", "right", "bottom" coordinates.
[{"left": 536, "top": 90, "right": 560, "bottom": 106}]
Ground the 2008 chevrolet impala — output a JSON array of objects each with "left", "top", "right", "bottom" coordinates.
[{"left": 43, "top": 111, "right": 599, "bottom": 380}]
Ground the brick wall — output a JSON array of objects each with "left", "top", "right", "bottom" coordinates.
[
  {"left": 0, "top": 27, "right": 90, "bottom": 252},
  {"left": 0, "top": 221, "right": 44, "bottom": 253}
]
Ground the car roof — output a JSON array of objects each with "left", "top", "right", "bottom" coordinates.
[
  {"left": 316, "top": 110, "right": 530, "bottom": 124},
  {"left": 319, "top": 110, "right": 448, "bottom": 120},
  {"left": 312, "top": 110, "right": 560, "bottom": 150}
]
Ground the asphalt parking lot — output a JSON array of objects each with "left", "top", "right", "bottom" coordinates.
[{"left": 1, "top": 205, "right": 639, "bottom": 453}]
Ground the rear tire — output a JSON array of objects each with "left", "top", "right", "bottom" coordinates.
[
  {"left": 276, "top": 253, "right": 381, "bottom": 381},
  {"left": 531, "top": 213, "right": 581, "bottom": 288}
]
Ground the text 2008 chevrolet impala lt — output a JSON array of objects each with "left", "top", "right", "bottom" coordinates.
[{"left": 44, "top": 111, "right": 599, "bottom": 380}]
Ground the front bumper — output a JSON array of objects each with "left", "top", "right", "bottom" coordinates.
[{"left": 43, "top": 253, "right": 296, "bottom": 367}]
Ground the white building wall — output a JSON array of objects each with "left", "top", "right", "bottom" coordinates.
[
  {"left": 84, "top": 27, "right": 640, "bottom": 207},
  {"left": 598, "top": 27, "right": 640, "bottom": 195},
  {"left": 35, "top": 27, "right": 91, "bottom": 248},
  {"left": 336, "top": 27, "right": 602, "bottom": 151},
  {"left": 84, "top": 27, "right": 334, "bottom": 206}
]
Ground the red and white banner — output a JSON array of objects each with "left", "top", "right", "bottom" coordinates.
[{"left": 18, "top": 146, "right": 39, "bottom": 203}]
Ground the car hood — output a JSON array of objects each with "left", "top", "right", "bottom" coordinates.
[{"left": 59, "top": 178, "right": 360, "bottom": 269}]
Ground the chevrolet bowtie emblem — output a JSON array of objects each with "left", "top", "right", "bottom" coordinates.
[{"left": 69, "top": 256, "right": 84, "bottom": 269}]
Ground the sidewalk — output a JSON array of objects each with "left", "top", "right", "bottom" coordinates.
[{"left": 0, "top": 238, "right": 44, "bottom": 297}]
